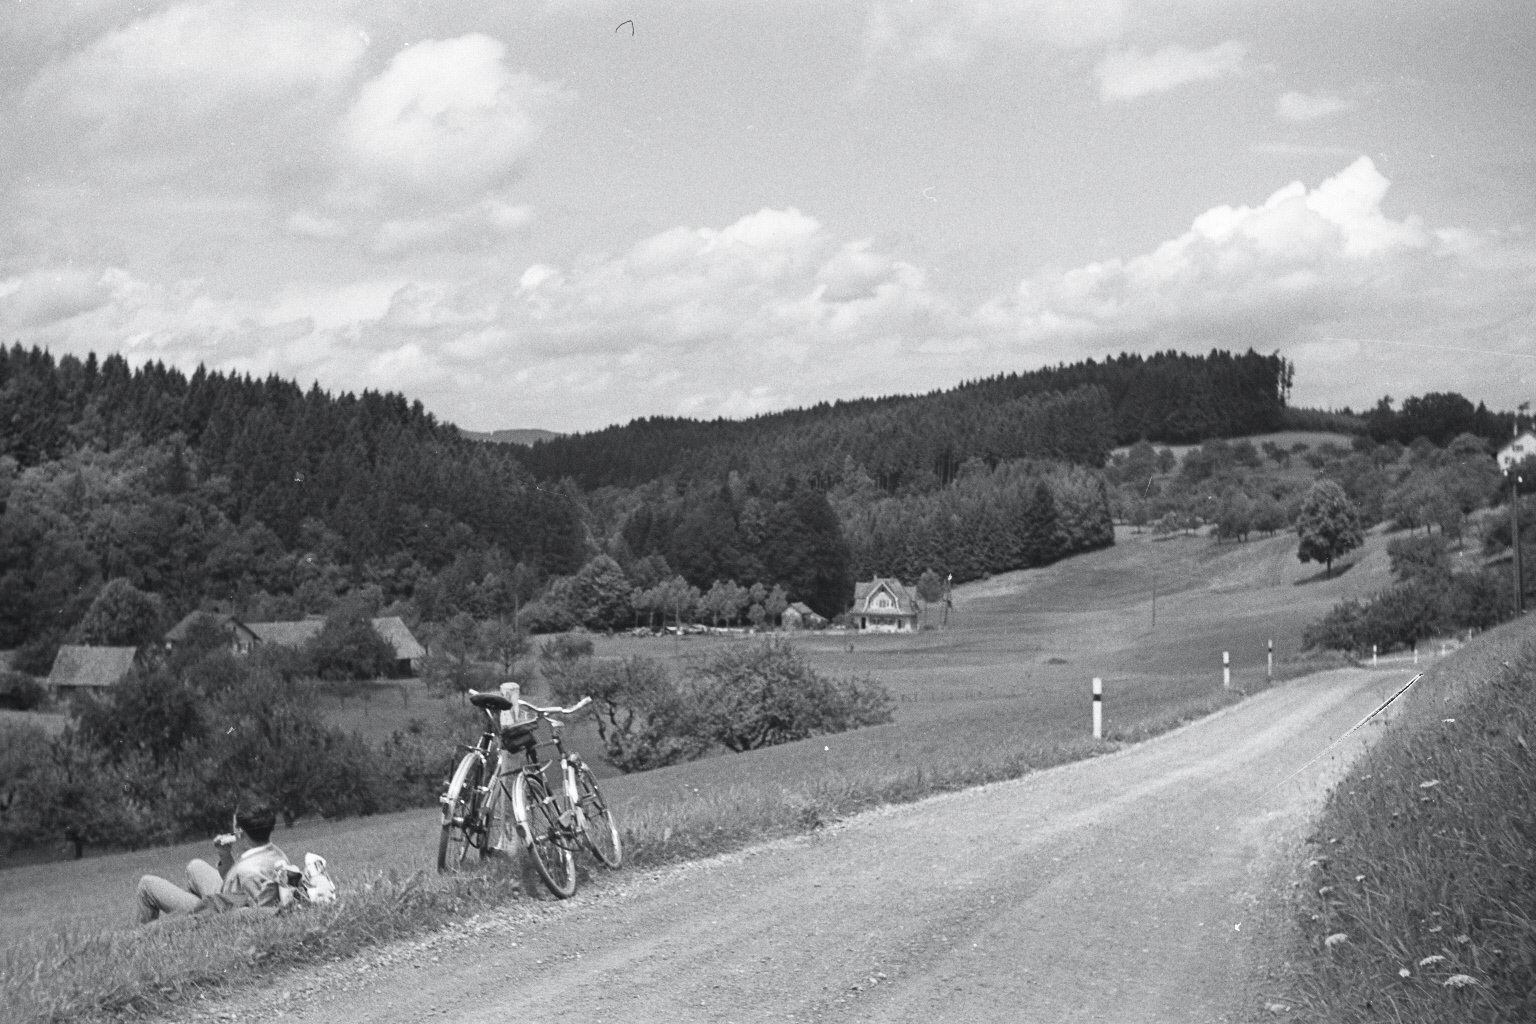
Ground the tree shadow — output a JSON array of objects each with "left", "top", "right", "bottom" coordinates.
[{"left": 1294, "top": 560, "right": 1359, "bottom": 586}]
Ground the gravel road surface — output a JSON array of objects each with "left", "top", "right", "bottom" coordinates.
[{"left": 179, "top": 668, "right": 1404, "bottom": 1024}]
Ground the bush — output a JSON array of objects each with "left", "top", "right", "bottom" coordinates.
[
  {"left": 688, "top": 638, "right": 894, "bottom": 752},
  {"left": 308, "top": 608, "right": 396, "bottom": 681},
  {"left": 550, "top": 655, "right": 710, "bottom": 773},
  {"left": 0, "top": 671, "right": 46, "bottom": 710}
]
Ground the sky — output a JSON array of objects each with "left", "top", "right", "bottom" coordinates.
[{"left": 2, "top": 1, "right": 1534, "bottom": 434}]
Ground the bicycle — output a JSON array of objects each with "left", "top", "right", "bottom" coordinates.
[{"left": 438, "top": 690, "right": 622, "bottom": 898}]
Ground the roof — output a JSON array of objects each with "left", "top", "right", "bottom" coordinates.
[
  {"left": 47, "top": 645, "right": 138, "bottom": 690},
  {"left": 164, "top": 610, "right": 258, "bottom": 644},
  {"left": 786, "top": 602, "right": 825, "bottom": 620},
  {"left": 850, "top": 578, "right": 919, "bottom": 617},
  {"left": 371, "top": 617, "right": 425, "bottom": 660},
  {"left": 245, "top": 619, "right": 325, "bottom": 647},
  {"left": 245, "top": 617, "right": 424, "bottom": 660}
]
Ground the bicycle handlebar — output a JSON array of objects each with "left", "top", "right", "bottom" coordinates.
[{"left": 517, "top": 695, "right": 592, "bottom": 718}]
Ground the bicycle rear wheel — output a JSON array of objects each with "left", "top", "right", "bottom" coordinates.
[
  {"left": 437, "top": 752, "right": 485, "bottom": 873},
  {"left": 574, "top": 765, "right": 622, "bottom": 869},
  {"left": 512, "top": 772, "right": 577, "bottom": 898}
]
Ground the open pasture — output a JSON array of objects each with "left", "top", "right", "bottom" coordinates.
[{"left": 1, "top": 525, "right": 1401, "bottom": 961}]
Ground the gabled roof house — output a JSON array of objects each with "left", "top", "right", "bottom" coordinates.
[
  {"left": 848, "top": 578, "right": 920, "bottom": 633},
  {"left": 781, "top": 602, "right": 828, "bottom": 630},
  {"left": 246, "top": 616, "right": 425, "bottom": 676},
  {"left": 164, "top": 610, "right": 261, "bottom": 653},
  {"left": 47, "top": 645, "right": 139, "bottom": 696}
]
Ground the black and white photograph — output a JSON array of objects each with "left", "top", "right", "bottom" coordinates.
[{"left": 1, "top": 2, "right": 1532, "bottom": 1021}]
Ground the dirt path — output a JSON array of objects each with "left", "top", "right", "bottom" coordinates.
[{"left": 177, "top": 669, "right": 1403, "bottom": 1024}]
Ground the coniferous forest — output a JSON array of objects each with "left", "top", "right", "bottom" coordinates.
[{"left": 2, "top": 344, "right": 1295, "bottom": 673}]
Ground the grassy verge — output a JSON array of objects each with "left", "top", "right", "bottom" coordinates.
[
  {"left": 1280, "top": 619, "right": 1536, "bottom": 1023},
  {"left": 0, "top": 676, "right": 1271, "bottom": 1024}
]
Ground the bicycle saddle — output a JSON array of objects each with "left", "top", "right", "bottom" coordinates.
[{"left": 468, "top": 691, "right": 515, "bottom": 712}]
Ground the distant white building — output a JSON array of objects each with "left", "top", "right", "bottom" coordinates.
[{"left": 1498, "top": 431, "right": 1536, "bottom": 475}]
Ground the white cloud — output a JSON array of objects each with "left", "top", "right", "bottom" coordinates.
[
  {"left": 1096, "top": 41, "right": 1247, "bottom": 101},
  {"left": 0, "top": 267, "right": 114, "bottom": 329},
  {"left": 979, "top": 157, "right": 1461, "bottom": 355},
  {"left": 1276, "top": 90, "right": 1353, "bottom": 122},
  {"left": 858, "top": 0, "right": 1126, "bottom": 80},
  {"left": 336, "top": 35, "right": 572, "bottom": 208},
  {"left": 25, "top": 2, "right": 367, "bottom": 146}
]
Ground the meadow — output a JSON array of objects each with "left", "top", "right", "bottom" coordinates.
[{"left": 0, "top": 523, "right": 1408, "bottom": 1023}]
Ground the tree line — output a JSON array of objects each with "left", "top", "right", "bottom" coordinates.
[{"left": 513, "top": 349, "right": 1294, "bottom": 490}]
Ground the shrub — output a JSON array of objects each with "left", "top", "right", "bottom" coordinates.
[
  {"left": 0, "top": 671, "right": 46, "bottom": 710},
  {"left": 308, "top": 607, "right": 396, "bottom": 681},
  {"left": 688, "top": 637, "right": 894, "bottom": 752},
  {"left": 550, "top": 655, "right": 710, "bottom": 773},
  {"left": 1303, "top": 598, "right": 1366, "bottom": 654}
]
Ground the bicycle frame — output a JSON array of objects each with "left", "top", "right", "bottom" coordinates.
[{"left": 507, "top": 701, "right": 588, "bottom": 846}]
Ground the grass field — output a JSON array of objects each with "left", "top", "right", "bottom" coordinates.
[{"left": 0, "top": 524, "right": 1423, "bottom": 1023}]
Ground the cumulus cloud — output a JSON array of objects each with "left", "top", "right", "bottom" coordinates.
[
  {"left": 980, "top": 157, "right": 1447, "bottom": 351},
  {"left": 336, "top": 35, "right": 572, "bottom": 208},
  {"left": 1096, "top": 41, "right": 1247, "bottom": 101},
  {"left": 24, "top": 1, "right": 367, "bottom": 147},
  {"left": 1276, "top": 90, "right": 1353, "bottom": 122},
  {"left": 503, "top": 207, "right": 953, "bottom": 358}
]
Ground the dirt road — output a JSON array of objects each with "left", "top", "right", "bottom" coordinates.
[{"left": 187, "top": 669, "right": 1404, "bottom": 1024}]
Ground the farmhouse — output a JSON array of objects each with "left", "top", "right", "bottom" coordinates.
[
  {"left": 848, "top": 578, "right": 920, "bottom": 633},
  {"left": 47, "top": 645, "right": 139, "bottom": 697},
  {"left": 245, "top": 616, "right": 425, "bottom": 676},
  {"left": 781, "top": 602, "right": 828, "bottom": 630},
  {"left": 164, "top": 610, "right": 260, "bottom": 653}
]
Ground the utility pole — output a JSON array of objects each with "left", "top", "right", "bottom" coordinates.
[{"left": 1512, "top": 468, "right": 1523, "bottom": 615}]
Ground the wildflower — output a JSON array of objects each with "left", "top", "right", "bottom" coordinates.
[
  {"left": 1418, "top": 955, "right": 1445, "bottom": 966},
  {"left": 1398, "top": 968, "right": 1411, "bottom": 978},
  {"left": 1455, "top": 934, "right": 1470, "bottom": 944},
  {"left": 1428, "top": 925, "right": 1443, "bottom": 933},
  {"left": 1318, "top": 885, "right": 1334, "bottom": 896},
  {"left": 1442, "top": 974, "right": 1478, "bottom": 988},
  {"left": 1324, "top": 933, "right": 1349, "bottom": 949},
  {"left": 1418, "top": 779, "right": 1440, "bottom": 789},
  {"left": 1354, "top": 875, "right": 1365, "bottom": 882}
]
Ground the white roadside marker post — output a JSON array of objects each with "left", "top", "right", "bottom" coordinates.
[
  {"left": 1092, "top": 677, "right": 1102, "bottom": 740},
  {"left": 1223, "top": 650, "right": 1230, "bottom": 689},
  {"left": 1267, "top": 639, "right": 1273, "bottom": 681}
]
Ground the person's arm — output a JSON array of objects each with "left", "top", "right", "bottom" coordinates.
[{"left": 213, "top": 832, "right": 238, "bottom": 878}]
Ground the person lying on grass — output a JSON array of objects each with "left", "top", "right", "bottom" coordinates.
[{"left": 135, "top": 803, "right": 290, "bottom": 924}]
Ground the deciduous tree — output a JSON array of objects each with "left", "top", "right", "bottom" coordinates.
[{"left": 1296, "top": 480, "right": 1364, "bottom": 578}]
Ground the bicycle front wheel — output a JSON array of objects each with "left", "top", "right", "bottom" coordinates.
[
  {"left": 438, "top": 752, "right": 485, "bottom": 873},
  {"left": 512, "top": 772, "right": 577, "bottom": 898},
  {"left": 574, "top": 765, "right": 623, "bottom": 869}
]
